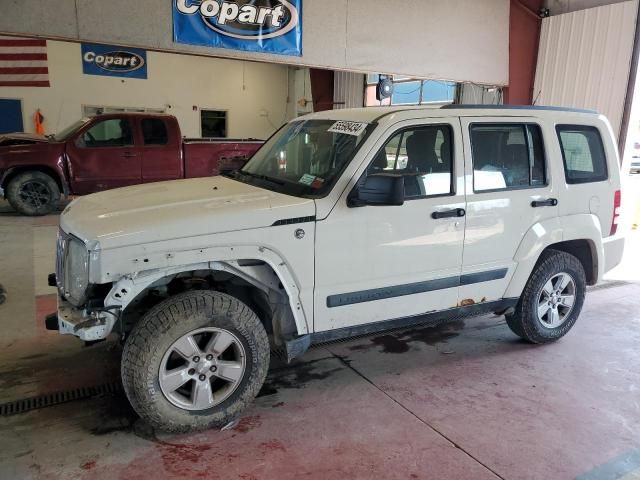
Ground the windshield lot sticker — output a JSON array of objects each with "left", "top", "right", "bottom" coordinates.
[
  {"left": 328, "top": 121, "right": 368, "bottom": 137},
  {"left": 299, "top": 174, "right": 316, "bottom": 185}
]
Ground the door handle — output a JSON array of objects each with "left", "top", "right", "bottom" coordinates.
[
  {"left": 432, "top": 208, "right": 465, "bottom": 219},
  {"left": 531, "top": 198, "right": 558, "bottom": 208},
  {"left": 121, "top": 152, "right": 137, "bottom": 158}
]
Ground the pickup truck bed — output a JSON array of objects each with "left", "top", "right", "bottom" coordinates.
[
  {"left": 0, "top": 113, "right": 264, "bottom": 216},
  {"left": 183, "top": 138, "right": 263, "bottom": 178}
]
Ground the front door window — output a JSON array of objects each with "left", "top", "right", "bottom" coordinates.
[{"left": 78, "top": 119, "right": 133, "bottom": 148}]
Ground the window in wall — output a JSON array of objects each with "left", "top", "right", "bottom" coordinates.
[
  {"left": 201, "top": 110, "right": 227, "bottom": 138},
  {"left": 470, "top": 124, "right": 546, "bottom": 192},
  {"left": 78, "top": 118, "right": 133, "bottom": 148},
  {"left": 367, "top": 125, "right": 454, "bottom": 198},
  {"left": 82, "top": 105, "right": 165, "bottom": 116},
  {"left": 142, "top": 119, "right": 169, "bottom": 145},
  {"left": 556, "top": 125, "right": 608, "bottom": 184},
  {"left": 365, "top": 76, "right": 457, "bottom": 107}
]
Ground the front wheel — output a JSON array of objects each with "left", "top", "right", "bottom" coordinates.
[
  {"left": 121, "top": 290, "right": 270, "bottom": 433},
  {"left": 506, "top": 249, "right": 586, "bottom": 343},
  {"left": 6, "top": 171, "right": 60, "bottom": 216}
]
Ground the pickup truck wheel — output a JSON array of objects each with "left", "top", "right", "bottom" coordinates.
[
  {"left": 121, "top": 290, "right": 269, "bottom": 433},
  {"left": 506, "top": 249, "right": 586, "bottom": 343},
  {"left": 6, "top": 171, "right": 60, "bottom": 216}
]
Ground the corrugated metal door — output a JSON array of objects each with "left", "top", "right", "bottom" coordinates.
[
  {"left": 533, "top": 0, "right": 638, "bottom": 139},
  {"left": 333, "top": 72, "right": 365, "bottom": 109}
]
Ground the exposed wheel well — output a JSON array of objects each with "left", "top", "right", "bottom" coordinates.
[
  {"left": 118, "top": 268, "right": 296, "bottom": 346},
  {"left": 543, "top": 240, "right": 597, "bottom": 285},
  {"left": 2, "top": 166, "right": 65, "bottom": 197}
]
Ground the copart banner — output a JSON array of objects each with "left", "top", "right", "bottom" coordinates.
[{"left": 173, "top": 0, "right": 302, "bottom": 56}]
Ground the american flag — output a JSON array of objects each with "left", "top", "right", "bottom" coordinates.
[{"left": 0, "top": 35, "right": 50, "bottom": 87}]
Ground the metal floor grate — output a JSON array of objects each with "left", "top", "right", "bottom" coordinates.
[{"left": 0, "top": 382, "right": 122, "bottom": 417}]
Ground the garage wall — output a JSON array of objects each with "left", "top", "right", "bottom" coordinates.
[
  {"left": 1, "top": 40, "right": 289, "bottom": 138},
  {"left": 0, "top": 0, "right": 510, "bottom": 86},
  {"left": 533, "top": 0, "right": 638, "bottom": 138}
]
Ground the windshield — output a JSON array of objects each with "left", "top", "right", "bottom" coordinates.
[
  {"left": 53, "top": 118, "right": 91, "bottom": 142},
  {"left": 228, "top": 119, "right": 373, "bottom": 197}
]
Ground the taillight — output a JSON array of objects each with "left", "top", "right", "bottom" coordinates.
[{"left": 610, "top": 190, "right": 621, "bottom": 236}]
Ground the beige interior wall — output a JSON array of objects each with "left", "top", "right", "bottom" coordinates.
[{"left": 1, "top": 40, "right": 290, "bottom": 138}]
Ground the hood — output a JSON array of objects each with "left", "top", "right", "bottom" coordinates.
[
  {"left": 60, "top": 176, "right": 316, "bottom": 250},
  {"left": 0, "top": 132, "right": 50, "bottom": 147}
]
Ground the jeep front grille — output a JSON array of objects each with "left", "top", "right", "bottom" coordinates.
[{"left": 55, "top": 228, "right": 69, "bottom": 296}]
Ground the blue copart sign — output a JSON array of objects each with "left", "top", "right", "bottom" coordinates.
[
  {"left": 173, "top": 0, "right": 302, "bottom": 56},
  {"left": 81, "top": 43, "right": 148, "bottom": 79}
]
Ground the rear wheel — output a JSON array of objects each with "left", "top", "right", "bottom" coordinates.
[
  {"left": 6, "top": 171, "right": 60, "bottom": 216},
  {"left": 506, "top": 249, "right": 586, "bottom": 343},
  {"left": 121, "top": 290, "right": 270, "bottom": 433}
]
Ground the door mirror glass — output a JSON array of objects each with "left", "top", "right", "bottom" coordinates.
[{"left": 348, "top": 173, "right": 405, "bottom": 207}]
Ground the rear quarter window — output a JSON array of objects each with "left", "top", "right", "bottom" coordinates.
[{"left": 556, "top": 125, "right": 608, "bottom": 184}]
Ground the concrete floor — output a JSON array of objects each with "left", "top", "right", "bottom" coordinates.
[{"left": 1, "top": 198, "right": 640, "bottom": 480}]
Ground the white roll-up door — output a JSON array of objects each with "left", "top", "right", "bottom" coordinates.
[{"left": 533, "top": 0, "right": 638, "bottom": 139}]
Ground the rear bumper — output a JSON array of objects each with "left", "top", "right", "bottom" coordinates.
[{"left": 602, "top": 235, "right": 625, "bottom": 274}]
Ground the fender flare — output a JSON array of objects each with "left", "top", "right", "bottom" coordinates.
[
  {"left": 97, "top": 244, "right": 311, "bottom": 338},
  {"left": 503, "top": 214, "right": 604, "bottom": 298},
  {"left": 0, "top": 165, "right": 69, "bottom": 197}
]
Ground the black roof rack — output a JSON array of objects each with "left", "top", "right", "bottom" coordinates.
[{"left": 440, "top": 104, "right": 598, "bottom": 114}]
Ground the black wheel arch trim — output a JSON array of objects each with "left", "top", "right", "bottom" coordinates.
[{"left": 1, "top": 165, "right": 68, "bottom": 198}]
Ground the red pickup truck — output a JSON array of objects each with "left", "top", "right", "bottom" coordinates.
[{"left": 0, "top": 113, "right": 263, "bottom": 216}]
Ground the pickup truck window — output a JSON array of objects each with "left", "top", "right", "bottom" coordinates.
[
  {"left": 77, "top": 118, "right": 134, "bottom": 148},
  {"left": 367, "top": 125, "right": 454, "bottom": 198},
  {"left": 142, "top": 119, "right": 169, "bottom": 145},
  {"left": 233, "top": 119, "right": 373, "bottom": 198},
  {"left": 470, "top": 123, "right": 546, "bottom": 192},
  {"left": 556, "top": 125, "right": 608, "bottom": 184}
]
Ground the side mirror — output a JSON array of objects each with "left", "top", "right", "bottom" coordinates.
[{"left": 348, "top": 173, "right": 405, "bottom": 207}]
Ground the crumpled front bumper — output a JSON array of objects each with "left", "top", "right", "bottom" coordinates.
[{"left": 46, "top": 294, "right": 112, "bottom": 342}]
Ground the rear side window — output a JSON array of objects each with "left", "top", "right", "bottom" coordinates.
[
  {"left": 142, "top": 119, "right": 168, "bottom": 145},
  {"left": 556, "top": 125, "right": 608, "bottom": 184},
  {"left": 470, "top": 124, "right": 546, "bottom": 192}
]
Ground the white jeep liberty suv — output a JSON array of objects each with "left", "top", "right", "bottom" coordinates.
[{"left": 48, "top": 105, "right": 625, "bottom": 432}]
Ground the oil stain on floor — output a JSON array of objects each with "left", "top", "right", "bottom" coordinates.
[{"left": 347, "top": 320, "right": 466, "bottom": 354}]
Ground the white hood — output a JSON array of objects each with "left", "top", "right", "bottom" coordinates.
[{"left": 60, "top": 176, "right": 316, "bottom": 250}]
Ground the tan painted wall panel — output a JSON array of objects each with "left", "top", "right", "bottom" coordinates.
[
  {"left": 1, "top": 41, "right": 289, "bottom": 138},
  {"left": 0, "top": 0, "right": 510, "bottom": 86}
]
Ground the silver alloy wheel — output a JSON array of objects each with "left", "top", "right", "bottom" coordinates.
[
  {"left": 537, "top": 272, "right": 576, "bottom": 329},
  {"left": 159, "top": 327, "right": 246, "bottom": 411}
]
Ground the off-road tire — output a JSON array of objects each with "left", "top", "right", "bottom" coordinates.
[
  {"left": 6, "top": 171, "right": 60, "bottom": 216},
  {"left": 506, "top": 249, "right": 586, "bottom": 343},
  {"left": 121, "top": 290, "right": 270, "bottom": 433}
]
